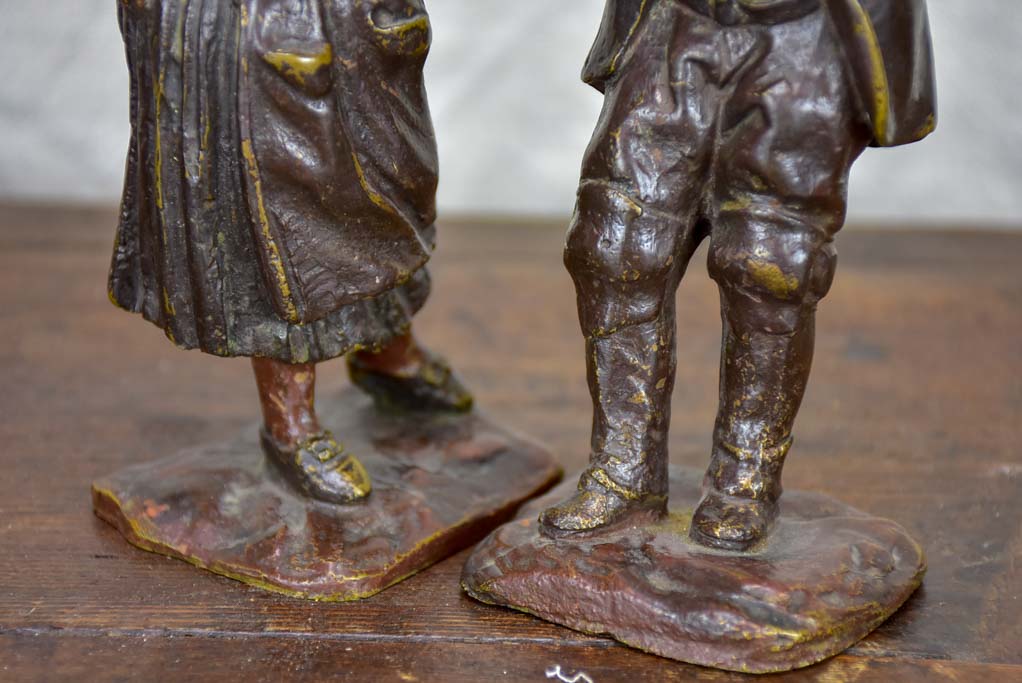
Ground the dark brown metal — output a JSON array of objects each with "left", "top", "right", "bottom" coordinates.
[
  {"left": 465, "top": 0, "right": 938, "bottom": 672},
  {"left": 96, "top": 0, "right": 555, "bottom": 594},
  {"left": 110, "top": 0, "right": 442, "bottom": 342},
  {"left": 4, "top": 203, "right": 1020, "bottom": 681},
  {"left": 94, "top": 388, "right": 561, "bottom": 601},
  {"left": 107, "top": 0, "right": 473, "bottom": 504},
  {"left": 543, "top": 0, "right": 937, "bottom": 549},
  {"left": 464, "top": 466, "right": 926, "bottom": 674}
]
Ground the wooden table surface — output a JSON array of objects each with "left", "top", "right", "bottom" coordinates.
[{"left": 1, "top": 204, "right": 1019, "bottom": 682}]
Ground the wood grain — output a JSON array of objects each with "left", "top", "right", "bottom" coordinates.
[
  {"left": 2, "top": 634, "right": 1018, "bottom": 683},
  {"left": 0, "top": 203, "right": 1019, "bottom": 681}
]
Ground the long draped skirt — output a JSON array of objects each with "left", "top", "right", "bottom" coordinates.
[{"left": 109, "top": 0, "right": 437, "bottom": 364}]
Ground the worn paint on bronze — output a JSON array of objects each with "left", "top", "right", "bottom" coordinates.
[
  {"left": 110, "top": 0, "right": 440, "bottom": 361},
  {"left": 97, "top": 0, "right": 534, "bottom": 591},
  {"left": 466, "top": 0, "right": 938, "bottom": 672},
  {"left": 464, "top": 467, "right": 926, "bottom": 674},
  {"left": 95, "top": 389, "right": 561, "bottom": 602},
  {"left": 544, "top": 0, "right": 936, "bottom": 549}
]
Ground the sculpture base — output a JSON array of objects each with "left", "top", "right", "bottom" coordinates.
[
  {"left": 93, "top": 388, "right": 560, "bottom": 601},
  {"left": 462, "top": 466, "right": 925, "bottom": 673}
]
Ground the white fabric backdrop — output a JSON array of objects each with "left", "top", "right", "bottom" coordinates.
[{"left": 0, "top": 0, "right": 1019, "bottom": 226}]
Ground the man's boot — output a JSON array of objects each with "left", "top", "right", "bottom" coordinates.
[
  {"left": 690, "top": 296, "right": 815, "bottom": 550},
  {"left": 689, "top": 435, "right": 791, "bottom": 551},
  {"left": 539, "top": 314, "right": 676, "bottom": 536}
]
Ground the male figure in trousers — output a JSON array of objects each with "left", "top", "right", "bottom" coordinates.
[{"left": 540, "top": 0, "right": 936, "bottom": 549}]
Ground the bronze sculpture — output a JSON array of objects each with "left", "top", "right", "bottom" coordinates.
[
  {"left": 94, "top": 0, "right": 559, "bottom": 600},
  {"left": 464, "top": 0, "right": 936, "bottom": 671},
  {"left": 543, "top": 0, "right": 936, "bottom": 548},
  {"left": 110, "top": 0, "right": 469, "bottom": 502}
]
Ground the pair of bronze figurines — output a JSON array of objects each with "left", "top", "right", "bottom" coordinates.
[{"left": 95, "top": 0, "right": 936, "bottom": 673}]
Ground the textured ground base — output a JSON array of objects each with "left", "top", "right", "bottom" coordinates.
[
  {"left": 462, "top": 466, "right": 925, "bottom": 674},
  {"left": 93, "top": 388, "right": 560, "bottom": 601}
]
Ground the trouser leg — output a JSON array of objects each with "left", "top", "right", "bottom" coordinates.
[
  {"left": 684, "top": 5, "right": 870, "bottom": 548},
  {"left": 539, "top": 181, "right": 701, "bottom": 535},
  {"left": 708, "top": 303, "right": 810, "bottom": 500},
  {"left": 538, "top": 0, "right": 717, "bottom": 535},
  {"left": 690, "top": 213, "right": 839, "bottom": 549},
  {"left": 583, "top": 301, "right": 677, "bottom": 500}
]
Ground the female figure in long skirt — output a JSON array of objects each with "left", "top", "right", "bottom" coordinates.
[{"left": 110, "top": 0, "right": 471, "bottom": 503}]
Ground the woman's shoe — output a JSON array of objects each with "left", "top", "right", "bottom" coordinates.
[
  {"left": 261, "top": 429, "right": 371, "bottom": 504},
  {"left": 347, "top": 350, "right": 473, "bottom": 413}
]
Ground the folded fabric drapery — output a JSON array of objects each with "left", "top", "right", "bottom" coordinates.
[{"left": 109, "top": 0, "right": 439, "bottom": 363}]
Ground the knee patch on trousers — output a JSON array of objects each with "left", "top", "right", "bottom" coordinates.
[
  {"left": 707, "top": 230, "right": 837, "bottom": 334},
  {"left": 565, "top": 181, "right": 687, "bottom": 336}
]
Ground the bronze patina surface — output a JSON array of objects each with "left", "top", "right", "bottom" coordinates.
[
  {"left": 464, "top": 466, "right": 925, "bottom": 674},
  {"left": 478, "top": 1, "right": 938, "bottom": 669},
  {"left": 99, "top": 0, "right": 552, "bottom": 581},
  {"left": 112, "top": 0, "right": 442, "bottom": 348},
  {"left": 542, "top": 0, "right": 938, "bottom": 549},
  {"left": 3, "top": 206, "right": 1020, "bottom": 680},
  {"left": 94, "top": 388, "right": 560, "bottom": 601},
  {"left": 107, "top": 0, "right": 483, "bottom": 511}
]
